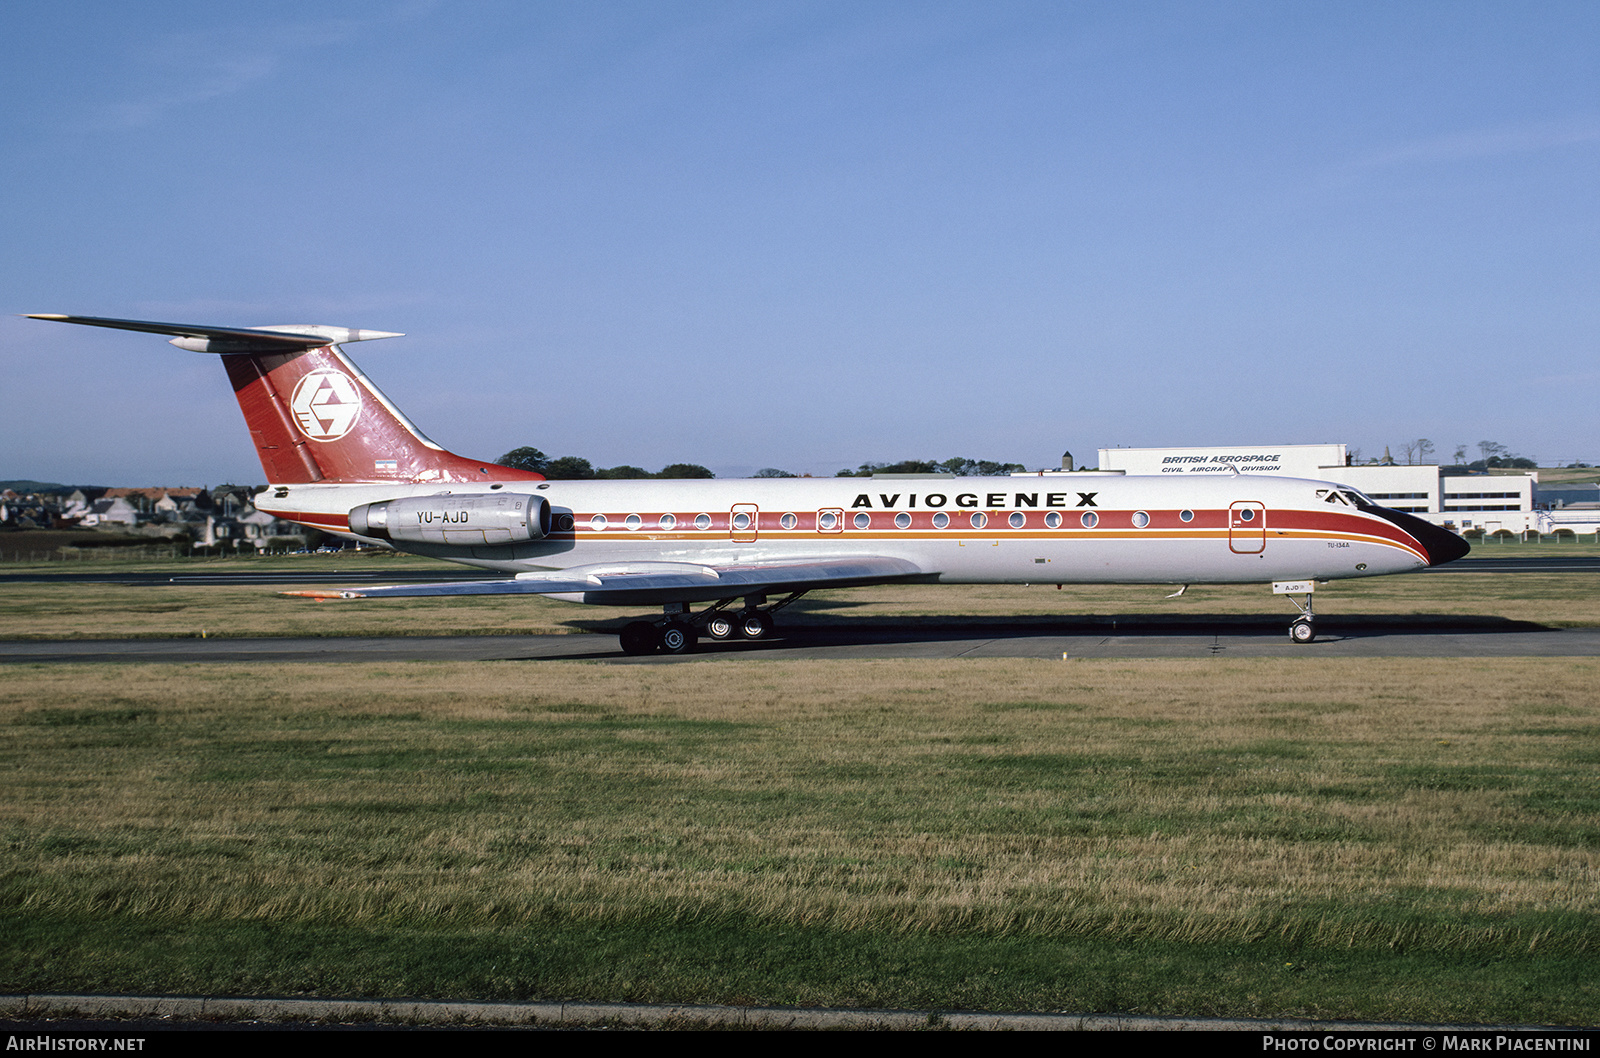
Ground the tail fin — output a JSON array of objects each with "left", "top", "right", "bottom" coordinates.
[{"left": 27, "top": 315, "right": 543, "bottom": 486}]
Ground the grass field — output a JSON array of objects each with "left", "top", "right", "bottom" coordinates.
[
  {"left": 2, "top": 657, "right": 1597, "bottom": 1024},
  {"left": 2, "top": 549, "right": 1597, "bottom": 1023},
  {"left": 1523, "top": 468, "right": 1600, "bottom": 486}
]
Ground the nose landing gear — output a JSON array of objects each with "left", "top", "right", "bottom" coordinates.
[{"left": 1274, "top": 580, "right": 1318, "bottom": 644}]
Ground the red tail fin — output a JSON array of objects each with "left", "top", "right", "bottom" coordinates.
[
  {"left": 221, "top": 343, "right": 543, "bottom": 484},
  {"left": 27, "top": 315, "right": 543, "bottom": 485}
]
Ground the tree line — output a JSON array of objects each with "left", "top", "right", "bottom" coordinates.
[
  {"left": 496, "top": 448, "right": 714, "bottom": 480},
  {"left": 496, "top": 448, "right": 1031, "bottom": 480},
  {"left": 1350, "top": 439, "right": 1538, "bottom": 471},
  {"left": 833, "top": 458, "right": 1028, "bottom": 477}
]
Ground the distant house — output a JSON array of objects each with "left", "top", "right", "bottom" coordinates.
[
  {"left": 196, "top": 506, "right": 296, "bottom": 549},
  {"left": 59, "top": 490, "right": 91, "bottom": 518},
  {"left": 105, "top": 486, "right": 207, "bottom": 517},
  {"left": 238, "top": 509, "right": 280, "bottom": 540},
  {"left": 80, "top": 497, "right": 139, "bottom": 527}
]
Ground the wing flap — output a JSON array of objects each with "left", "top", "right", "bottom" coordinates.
[{"left": 282, "top": 556, "right": 929, "bottom": 605}]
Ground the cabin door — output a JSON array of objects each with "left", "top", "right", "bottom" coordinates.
[
  {"left": 730, "top": 504, "right": 759, "bottom": 543},
  {"left": 1229, "top": 501, "right": 1266, "bottom": 554}
]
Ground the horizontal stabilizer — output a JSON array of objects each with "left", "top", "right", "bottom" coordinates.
[
  {"left": 282, "top": 556, "right": 929, "bottom": 606},
  {"left": 29, "top": 312, "right": 526, "bottom": 485},
  {"left": 26, "top": 314, "right": 402, "bottom": 353}
]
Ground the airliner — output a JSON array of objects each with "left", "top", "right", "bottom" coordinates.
[{"left": 29, "top": 314, "right": 1469, "bottom": 653}]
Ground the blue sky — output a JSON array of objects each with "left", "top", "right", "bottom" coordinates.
[{"left": 3, "top": 1, "right": 1595, "bottom": 485}]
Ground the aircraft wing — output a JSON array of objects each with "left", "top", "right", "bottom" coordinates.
[{"left": 283, "top": 556, "right": 931, "bottom": 605}]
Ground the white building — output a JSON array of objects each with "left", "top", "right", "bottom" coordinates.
[{"left": 1083, "top": 444, "right": 1551, "bottom": 537}]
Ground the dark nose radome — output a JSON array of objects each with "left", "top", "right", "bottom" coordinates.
[{"left": 1369, "top": 507, "right": 1472, "bottom": 566}]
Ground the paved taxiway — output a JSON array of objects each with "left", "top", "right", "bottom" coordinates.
[
  {"left": 3, "top": 992, "right": 1551, "bottom": 1032},
  {"left": 5, "top": 621, "right": 1599, "bottom": 663}
]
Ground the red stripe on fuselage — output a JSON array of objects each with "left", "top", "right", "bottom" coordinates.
[
  {"left": 1270, "top": 508, "right": 1428, "bottom": 560},
  {"left": 258, "top": 508, "right": 350, "bottom": 531},
  {"left": 263, "top": 503, "right": 1429, "bottom": 561}
]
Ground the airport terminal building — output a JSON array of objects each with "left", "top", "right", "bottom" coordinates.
[{"left": 1070, "top": 444, "right": 1593, "bottom": 538}]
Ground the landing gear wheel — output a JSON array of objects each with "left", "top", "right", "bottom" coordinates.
[
  {"left": 738, "top": 610, "right": 775, "bottom": 640},
  {"left": 620, "top": 621, "right": 661, "bottom": 656},
  {"left": 703, "top": 613, "right": 737, "bottom": 640},
  {"left": 659, "top": 621, "right": 699, "bottom": 654},
  {"left": 1289, "top": 618, "right": 1316, "bottom": 644}
]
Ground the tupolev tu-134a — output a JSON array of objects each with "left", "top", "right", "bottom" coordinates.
[{"left": 29, "top": 313, "right": 1469, "bottom": 654}]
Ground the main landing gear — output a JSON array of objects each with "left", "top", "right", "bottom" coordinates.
[{"left": 617, "top": 593, "right": 804, "bottom": 655}]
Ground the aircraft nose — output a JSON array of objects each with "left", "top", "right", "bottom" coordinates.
[
  {"left": 1369, "top": 507, "right": 1471, "bottom": 566},
  {"left": 1419, "top": 521, "right": 1472, "bottom": 565}
]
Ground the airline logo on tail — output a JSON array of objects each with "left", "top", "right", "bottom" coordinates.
[{"left": 289, "top": 369, "right": 362, "bottom": 441}]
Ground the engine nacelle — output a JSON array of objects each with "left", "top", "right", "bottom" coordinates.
[{"left": 349, "top": 493, "right": 551, "bottom": 547}]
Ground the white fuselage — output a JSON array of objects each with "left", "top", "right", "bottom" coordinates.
[{"left": 260, "top": 472, "right": 1431, "bottom": 593}]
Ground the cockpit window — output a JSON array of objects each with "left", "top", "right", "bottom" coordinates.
[
  {"left": 1319, "top": 485, "right": 1376, "bottom": 508},
  {"left": 1338, "top": 485, "right": 1375, "bottom": 507}
]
